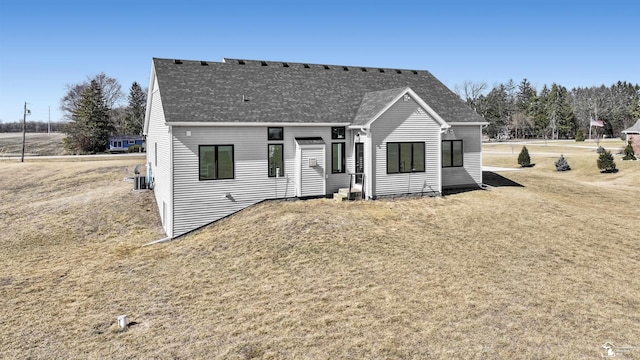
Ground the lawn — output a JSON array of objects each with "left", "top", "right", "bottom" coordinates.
[
  {"left": 1, "top": 142, "right": 638, "bottom": 359},
  {"left": 0, "top": 132, "right": 66, "bottom": 157}
]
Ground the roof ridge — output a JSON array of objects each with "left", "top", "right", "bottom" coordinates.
[
  {"left": 153, "top": 57, "right": 429, "bottom": 75},
  {"left": 221, "top": 57, "right": 427, "bottom": 74}
]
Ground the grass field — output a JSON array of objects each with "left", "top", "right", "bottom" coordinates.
[
  {"left": 0, "top": 132, "right": 66, "bottom": 157},
  {"left": 1, "top": 141, "right": 638, "bottom": 359}
]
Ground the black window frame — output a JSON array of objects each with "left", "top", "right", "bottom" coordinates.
[
  {"left": 268, "top": 127, "right": 283, "bottom": 140},
  {"left": 386, "top": 142, "right": 425, "bottom": 174},
  {"left": 268, "top": 143, "right": 284, "bottom": 177},
  {"left": 331, "top": 126, "right": 346, "bottom": 140},
  {"left": 199, "top": 144, "right": 235, "bottom": 180},
  {"left": 332, "top": 142, "right": 346, "bottom": 174},
  {"left": 442, "top": 140, "right": 464, "bottom": 168}
]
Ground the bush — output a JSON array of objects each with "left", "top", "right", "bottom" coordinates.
[
  {"left": 518, "top": 146, "right": 533, "bottom": 167},
  {"left": 128, "top": 145, "right": 145, "bottom": 153},
  {"left": 555, "top": 155, "right": 571, "bottom": 171},
  {"left": 622, "top": 143, "right": 636, "bottom": 160},
  {"left": 575, "top": 129, "right": 585, "bottom": 142},
  {"left": 597, "top": 149, "right": 617, "bottom": 173}
]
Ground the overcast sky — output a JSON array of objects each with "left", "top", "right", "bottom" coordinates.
[{"left": 0, "top": 0, "right": 638, "bottom": 123}]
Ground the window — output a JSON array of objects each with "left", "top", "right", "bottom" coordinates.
[
  {"left": 199, "top": 145, "right": 234, "bottom": 180},
  {"left": 268, "top": 144, "right": 284, "bottom": 177},
  {"left": 386, "top": 142, "right": 425, "bottom": 173},
  {"left": 331, "top": 127, "right": 345, "bottom": 139},
  {"left": 442, "top": 140, "right": 463, "bottom": 168},
  {"left": 129, "top": 140, "right": 136, "bottom": 145},
  {"left": 332, "top": 142, "right": 345, "bottom": 173},
  {"left": 268, "top": 127, "right": 283, "bottom": 140}
]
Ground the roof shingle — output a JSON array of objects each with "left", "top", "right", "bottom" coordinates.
[
  {"left": 622, "top": 119, "right": 640, "bottom": 134},
  {"left": 153, "top": 58, "right": 485, "bottom": 125}
]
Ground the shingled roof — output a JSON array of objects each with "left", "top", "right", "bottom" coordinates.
[
  {"left": 622, "top": 119, "right": 640, "bottom": 134},
  {"left": 152, "top": 57, "right": 486, "bottom": 125}
]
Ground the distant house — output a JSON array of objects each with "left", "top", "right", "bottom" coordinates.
[
  {"left": 144, "top": 58, "right": 488, "bottom": 238},
  {"left": 622, "top": 119, "right": 640, "bottom": 155},
  {"left": 108, "top": 135, "right": 145, "bottom": 152}
]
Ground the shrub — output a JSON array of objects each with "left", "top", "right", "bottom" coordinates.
[
  {"left": 597, "top": 149, "right": 617, "bottom": 173},
  {"left": 575, "top": 129, "right": 585, "bottom": 142},
  {"left": 555, "top": 155, "right": 571, "bottom": 171},
  {"left": 128, "top": 145, "right": 145, "bottom": 153},
  {"left": 622, "top": 143, "right": 636, "bottom": 160},
  {"left": 518, "top": 146, "right": 532, "bottom": 167}
]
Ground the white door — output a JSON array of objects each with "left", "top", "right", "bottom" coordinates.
[{"left": 300, "top": 146, "right": 325, "bottom": 197}]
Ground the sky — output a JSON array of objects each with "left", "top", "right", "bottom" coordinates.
[{"left": 0, "top": 0, "right": 638, "bottom": 124}]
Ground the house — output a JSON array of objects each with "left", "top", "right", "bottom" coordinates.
[
  {"left": 108, "top": 135, "right": 145, "bottom": 152},
  {"left": 622, "top": 119, "right": 640, "bottom": 155},
  {"left": 144, "top": 58, "right": 488, "bottom": 238}
]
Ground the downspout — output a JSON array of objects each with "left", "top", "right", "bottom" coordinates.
[
  {"left": 168, "top": 124, "right": 174, "bottom": 238},
  {"left": 480, "top": 123, "right": 488, "bottom": 186},
  {"left": 438, "top": 124, "right": 450, "bottom": 196},
  {"left": 359, "top": 127, "right": 372, "bottom": 199}
]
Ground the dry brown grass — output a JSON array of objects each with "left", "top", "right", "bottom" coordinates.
[
  {"left": 1, "top": 144, "right": 639, "bottom": 359},
  {"left": 0, "top": 132, "right": 66, "bottom": 156}
]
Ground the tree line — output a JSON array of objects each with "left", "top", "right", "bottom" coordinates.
[
  {"left": 0, "top": 121, "right": 65, "bottom": 133},
  {"left": 61, "top": 73, "right": 146, "bottom": 153},
  {"left": 457, "top": 80, "right": 640, "bottom": 140}
]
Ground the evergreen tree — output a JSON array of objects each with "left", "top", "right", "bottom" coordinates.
[
  {"left": 555, "top": 154, "right": 571, "bottom": 171},
  {"left": 622, "top": 142, "right": 636, "bottom": 160},
  {"left": 629, "top": 95, "right": 640, "bottom": 120},
  {"left": 516, "top": 78, "right": 537, "bottom": 113},
  {"left": 597, "top": 149, "right": 617, "bottom": 172},
  {"left": 531, "top": 85, "right": 551, "bottom": 137},
  {"left": 63, "top": 80, "right": 113, "bottom": 153},
  {"left": 123, "top": 82, "right": 147, "bottom": 135},
  {"left": 60, "top": 73, "right": 123, "bottom": 121},
  {"left": 547, "top": 84, "right": 575, "bottom": 139},
  {"left": 477, "top": 83, "right": 516, "bottom": 139},
  {"left": 518, "top": 146, "right": 531, "bottom": 167},
  {"left": 575, "top": 128, "right": 585, "bottom": 142},
  {"left": 510, "top": 79, "right": 537, "bottom": 138}
]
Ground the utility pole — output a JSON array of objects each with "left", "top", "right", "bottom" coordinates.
[
  {"left": 21, "top": 102, "right": 30, "bottom": 163},
  {"left": 48, "top": 106, "right": 51, "bottom": 135}
]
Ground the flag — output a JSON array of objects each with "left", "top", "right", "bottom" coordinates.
[{"left": 590, "top": 118, "right": 604, "bottom": 127}]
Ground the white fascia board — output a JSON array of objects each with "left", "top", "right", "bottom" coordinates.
[
  {"left": 360, "top": 87, "right": 450, "bottom": 130},
  {"left": 448, "top": 122, "right": 489, "bottom": 126},
  {"left": 165, "top": 121, "right": 351, "bottom": 127},
  {"left": 143, "top": 61, "right": 156, "bottom": 135}
]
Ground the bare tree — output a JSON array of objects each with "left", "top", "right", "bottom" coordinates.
[
  {"left": 511, "top": 112, "right": 533, "bottom": 139},
  {"left": 454, "top": 81, "right": 487, "bottom": 112},
  {"left": 60, "top": 72, "right": 124, "bottom": 120}
]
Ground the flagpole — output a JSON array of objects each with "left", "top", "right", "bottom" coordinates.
[{"left": 595, "top": 103, "right": 598, "bottom": 142}]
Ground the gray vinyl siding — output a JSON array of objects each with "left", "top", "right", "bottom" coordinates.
[
  {"left": 442, "top": 125, "right": 483, "bottom": 188},
  {"left": 171, "top": 125, "right": 349, "bottom": 237},
  {"left": 371, "top": 97, "right": 441, "bottom": 197},
  {"left": 145, "top": 86, "right": 173, "bottom": 237}
]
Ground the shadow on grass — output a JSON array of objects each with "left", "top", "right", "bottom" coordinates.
[
  {"left": 482, "top": 171, "right": 524, "bottom": 188},
  {"left": 443, "top": 171, "right": 524, "bottom": 196}
]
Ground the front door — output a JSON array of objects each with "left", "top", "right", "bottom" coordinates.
[{"left": 355, "top": 142, "right": 364, "bottom": 184}]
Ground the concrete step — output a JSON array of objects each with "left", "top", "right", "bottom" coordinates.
[
  {"left": 333, "top": 193, "right": 348, "bottom": 201},
  {"left": 338, "top": 187, "right": 362, "bottom": 196}
]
